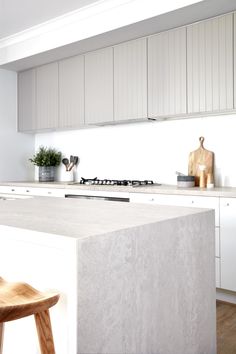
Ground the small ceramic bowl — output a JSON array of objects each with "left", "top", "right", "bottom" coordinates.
[{"left": 177, "top": 175, "right": 195, "bottom": 188}]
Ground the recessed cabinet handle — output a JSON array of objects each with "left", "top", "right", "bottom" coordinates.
[
  {"left": 226, "top": 203, "right": 230, "bottom": 206},
  {"left": 47, "top": 191, "right": 52, "bottom": 194},
  {"left": 11, "top": 189, "right": 15, "bottom": 192},
  {"left": 26, "top": 190, "right": 30, "bottom": 193},
  {"left": 191, "top": 200, "right": 194, "bottom": 204}
]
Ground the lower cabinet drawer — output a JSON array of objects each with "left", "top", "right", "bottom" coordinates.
[
  {"left": 0, "top": 185, "right": 65, "bottom": 198},
  {"left": 0, "top": 186, "right": 27, "bottom": 194},
  {"left": 215, "top": 227, "right": 220, "bottom": 258},
  {"left": 28, "top": 188, "right": 65, "bottom": 197},
  {"left": 220, "top": 198, "right": 236, "bottom": 292},
  {"left": 215, "top": 257, "right": 221, "bottom": 288},
  {"left": 130, "top": 193, "right": 219, "bottom": 226}
]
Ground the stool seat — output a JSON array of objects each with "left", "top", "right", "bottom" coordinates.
[
  {"left": 0, "top": 277, "right": 59, "bottom": 322},
  {"left": 0, "top": 277, "right": 60, "bottom": 354}
]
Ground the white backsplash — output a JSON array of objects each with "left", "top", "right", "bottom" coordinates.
[{"left": 35, "top": 114, "right": 236, "bottom": 187}]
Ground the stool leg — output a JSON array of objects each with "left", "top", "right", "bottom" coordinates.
[
  {"left": 34, "top": 310, "right": 56, "bottom": 354},
  {"left": 0, "top": 323, "right": 4, "bottom": 354}
]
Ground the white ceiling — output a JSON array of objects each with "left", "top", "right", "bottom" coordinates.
[
  {"left": 1, "top": 0, "right": 236, "bottom": 71},
  {"left": 0, "top": 0, "right": 99, "bottom": 39}
]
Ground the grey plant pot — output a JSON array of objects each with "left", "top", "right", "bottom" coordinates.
[{"left": 38, "top": 166, "right": 55, "bottom": 182}]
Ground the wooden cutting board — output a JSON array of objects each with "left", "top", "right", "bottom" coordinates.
[{"left": 188, "top": 137, "right": 214, "bottom": 186}]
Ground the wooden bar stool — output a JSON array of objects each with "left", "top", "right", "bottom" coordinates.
[{"left": 0, "top": 277, "right": 59, "bottom": 354}]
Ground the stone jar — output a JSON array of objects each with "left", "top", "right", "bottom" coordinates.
[{"left": 38, "top": 166, "right": 55, "bottom": 182}]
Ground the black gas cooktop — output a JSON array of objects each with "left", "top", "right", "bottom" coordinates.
[{"left": 77, "top": 177, "right": 160, "bottom": 187}]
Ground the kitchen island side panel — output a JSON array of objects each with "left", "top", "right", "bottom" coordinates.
[
  {"left": 76, "top": 211, "right": 216, "bottom": 354},
  {"left": 0, "top": 226, "right": 78, "bottom": 354}
]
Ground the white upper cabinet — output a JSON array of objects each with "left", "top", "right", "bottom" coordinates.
[
  {"left": 18, "top": 69, "right": 36, "bottom": 132},
  {"left": 187, "top": 13, "right": 233, "bottom": 114},
  {"left": 59, "top": 55, "right": 85, "bottom": 128},
  {"left": 148, "top": 27, "right": 187, "bottom": 117},
  {"left": 114, "top": 38, "right": 147, "bottom": 121},
  {"left": 17, "top": 11, "right": 236, "bottom": 132},
  {"left": 36, "top": 62, "right": 59, "bottom": 130},
  {"left": 85, "top": 47, "right": 113, "bottom": 124}
]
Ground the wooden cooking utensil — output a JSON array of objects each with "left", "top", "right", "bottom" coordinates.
[
  {"left": 62, "top": 158, "right": 69, "bottom": 171},
  {"left": 188, "top": 137, "right": 214, "bottom": 187}
]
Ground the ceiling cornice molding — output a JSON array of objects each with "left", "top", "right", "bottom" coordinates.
[
  {"left": 0, "top": 0, "right": 199, "bottom": 67},
  {"left": 0, "top": 0, "right": 130, "bottom": 47}
]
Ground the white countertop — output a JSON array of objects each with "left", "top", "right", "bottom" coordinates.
[
  {"left": 129, "top": 184, "right": 236, "bottom": 197},
  {"left": 0, "top": 196, "right": 209, "bottom": 239},
  {"left": 1, "top": 181, "right": 236, "bottom": 197}
]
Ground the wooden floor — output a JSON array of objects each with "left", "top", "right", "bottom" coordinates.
[{"left": 217, "top": 300, "right": 236, "bottom": 354}]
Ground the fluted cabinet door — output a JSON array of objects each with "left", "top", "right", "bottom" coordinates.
[
  {"left": 85, "top": 48, "right": 113, "bottom": 124},
  {"left": 59, "top": 55, "right": 84, "bottom": 128},
  {"left": 148, "top": 27, "right": 187, "bottom": 118},
  {"left": 36, "top": 62, "right": 59, "bottom": 130},
  {"left": 187, "top": 13, "right": 233, "bottom": 114},
  {"left": 114, "top": 38, "right": 147, "bottom": 121},
  {"left": 18, "top": 69, "right": 36, "bottom": 132}
]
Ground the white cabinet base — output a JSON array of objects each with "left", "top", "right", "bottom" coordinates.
[
  {"left": 0, "top": 185, "right": 65, "bottom": 197},
  {"left": 220, "top": 198, "right": 236, "bottom": 291},
  {"left": 216, "top": 288, "right": 236, "bottom": 304},
  {"left": 0, "top": 226, "right": 78, "bottom": 354}
]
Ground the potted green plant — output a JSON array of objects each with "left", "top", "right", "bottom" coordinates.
[{"left": 29, "top": 146, "right": 62, "bottom": 182}]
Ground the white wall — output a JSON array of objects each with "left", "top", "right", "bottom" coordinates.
[
  {"left": 0, "top": 69, "right": 35, "bottom": 182},
  {"left": 35, "top": 113, "right": 236, "bottom": 187}
]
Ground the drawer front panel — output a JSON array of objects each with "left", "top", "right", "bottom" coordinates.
[{"left": 130, "top": 193, "right": 219, "bottom": 226}]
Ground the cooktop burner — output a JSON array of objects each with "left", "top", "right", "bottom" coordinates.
[{"left": 79, "top": 177, "right": 155, "bottom": 186}]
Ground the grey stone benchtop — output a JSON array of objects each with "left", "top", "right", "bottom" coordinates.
[
  {"left": 1, "top": 181, "right": 236, "bottom": 197},
  {"left": 0, "top": 195, "right": 216, "bottom": 354},
  {"left": 0, "top": 196, "right": 210, "bottom": 239}
]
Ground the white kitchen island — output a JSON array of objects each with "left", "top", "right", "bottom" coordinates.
[{"left": 0, "top": 196, "right": 216, "bottom": 354}]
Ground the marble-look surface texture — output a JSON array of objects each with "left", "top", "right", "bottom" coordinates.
[
  {"left": 0, "top": 197, "right": 216, "bottom": 353},
  {"left": 1, "top": 180, "right": 236, "bottom": 197},
  {"left": 77, "top": 210, "right": 216, "bottom": 354},
  {"left": 0, "top": 196, "right": 212, "bottom": 239}
]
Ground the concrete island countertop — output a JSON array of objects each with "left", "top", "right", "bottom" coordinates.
[
  {"left": 0, "top": 196, "right": 210, "bottom": 238},
  {"left": 0, "top": 195, "right": 216, "bottom": 353},
  {"left": 1, "top": 180, "right": 236, "bottom": 197}
]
